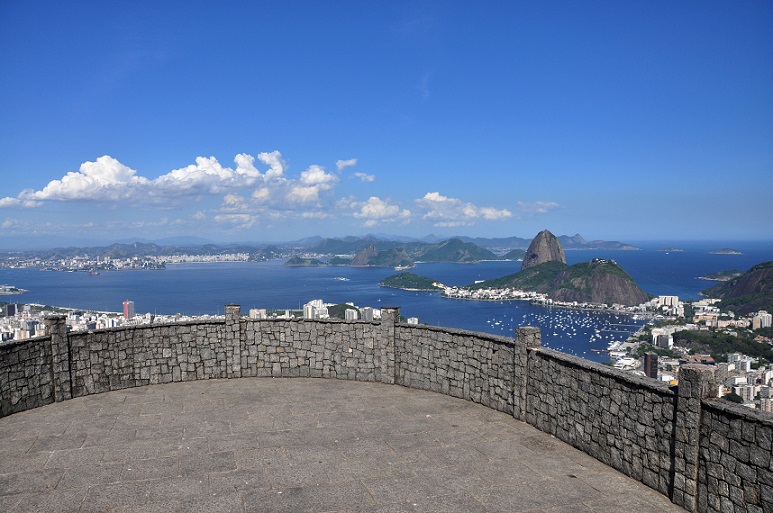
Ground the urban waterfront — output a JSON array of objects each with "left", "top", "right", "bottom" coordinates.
[{"left": 2, "top": 241, "right": 772, "bottom": 363}]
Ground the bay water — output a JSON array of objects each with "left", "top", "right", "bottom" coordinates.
[{"left": 2, "top": 240, "right": 771, "bottom": 363}]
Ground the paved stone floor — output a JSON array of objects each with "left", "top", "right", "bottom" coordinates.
[{"left": 0, "top": 378, "right": 687, "bottom": 513}]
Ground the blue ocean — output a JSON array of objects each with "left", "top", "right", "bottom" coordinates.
[{"left": 2, "top": 240, "right": 771, "bottom": 363}]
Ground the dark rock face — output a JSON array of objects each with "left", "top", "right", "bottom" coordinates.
[
  {"left": 350, "top": 244, "right": 379, "bottom": 266},
  {"left": 522, "top": 230, "right": 567, "bottom": 270}
]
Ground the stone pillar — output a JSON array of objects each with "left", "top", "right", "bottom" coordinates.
[
  {"left": 379, "top": 307, "right": 399, "bottom": 385},
  {"left": 46, "top": 315, "right": 72, "bottom": 402},
  {"left": 672, "top": 364, "right": 716, "bottom": 511},
  {"left": 513, "top": 326, "right": 541, "bottom": 421},
  {"left": 225, "top": 304, "right": 242, "bottom": 379}
]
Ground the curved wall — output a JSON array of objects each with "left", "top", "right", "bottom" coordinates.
[{"left": 1, "top": 304, "right": 771, "bottom": 512}]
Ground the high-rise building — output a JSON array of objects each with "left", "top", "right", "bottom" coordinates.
[
  {"left": 4, "top": 303, "right": 17, "bottom": 317},
  {"left": 345, "top": 309, "right": 358, "bottom": 321},
  {"left": 752, "top": 311, "right": 772, "bottom": 330},
  {"left": 123, "top": 300, "right": 135, "bottom": 319},
  {"left": 643, "top": 352, "right": 658, "bottom": 379}
]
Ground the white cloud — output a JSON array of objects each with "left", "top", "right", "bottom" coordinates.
[
  {"left": 257, "top": 151, "right": 286, "bottom": 180},
  {"left": 213, "top": 213, "right": 257, "bottom": 230},
  {"left": 221, "top": 194, "right": 249, "bottom": 211},
  {"left": 351, "top": 196, "right": 411, "bottom": 226},
  {"left": 415, "top": 192, "right": 512, "bottom": 226},
  {"left": 0, "top": 198, "right": 22, "bottom": 208},
  {"left": 336, "top": 158, "right": 357, "bottom": 172},
  {"left": 517, "top": 201, "right": 559, "bottom": 214},
  {"left": 0, "top": 151, "right": 336, "bottom": 211},
  {"left": 299, "top": 165, "right": 338, "bottom": 187},
  {"left": 251, "top": 188, "right": 271, "bottom": 203},
  {"left": 10, "top": 156, "right": 150, "bottom": 204},
  {"left": 353, "top": 172, "right": 376, "bottom": 182},
  {"left": 287, "top": 185, "right": 323, "bottom": 204}
]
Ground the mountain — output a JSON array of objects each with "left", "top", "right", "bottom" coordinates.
[
  {"left": 323, "top": 237, "right": 498, "bottom": 267},
  {"left": 548, "top": 259, "right": 649, "bottom": 306},
  {"left": 502, "top": 248, "right": 525, "bottom": 260},
  {"left": 522, "top": 230, "right": 566, "bottom": 270},
  {"left": 350, "top": 245, "right": 414, "bottom": 268},
  {"left": 284, "top": 256, "right": 325, "bottom": 266},
  {"left": 309, "top": 236, "right": 404, "bottom": 255},
  {"left": 702, "top": 261, "right": 773, "bottom": 315},
  {"left": 471, "top": 258, "right": 648, "bottom": 307},
  {"left": 417, "top": 238, "right": 497, "bottom": 263}
]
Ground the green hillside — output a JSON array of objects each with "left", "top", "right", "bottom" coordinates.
[{"left": 380, "top": 273, "right": 442, "bottom": 291}]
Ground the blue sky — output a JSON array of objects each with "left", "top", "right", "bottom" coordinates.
[{"left": 1, "top": 1, "right": 771, "bottom": 247}]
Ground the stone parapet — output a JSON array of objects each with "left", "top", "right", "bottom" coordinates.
[{"left": 0, "top": 304, "right": 771, "bottom": 512}]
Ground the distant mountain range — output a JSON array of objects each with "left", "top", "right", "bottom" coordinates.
[{"left": 1, "top": 233, "right": 638, "bottom": 262}]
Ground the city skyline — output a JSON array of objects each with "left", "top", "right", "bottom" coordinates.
[{"left": 1, "top": 1, "right": 772, "bottom": 247}]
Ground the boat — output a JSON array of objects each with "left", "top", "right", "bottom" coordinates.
[{"left": 334, "top": 276, "right": 350, "bottom": 281}]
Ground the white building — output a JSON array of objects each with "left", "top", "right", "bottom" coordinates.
[{"left": 752, "top": 310, "right": 772, "bottom": 330}]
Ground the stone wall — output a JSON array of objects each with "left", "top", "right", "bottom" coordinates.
[
  {"left": 0, "top": 336, "right": 53, "bottom": 415},
  {"left": 698, "top": 400, "right": 773, "bottom": 513},
  {"left": 0, "top": 304, "right": 771, "bottom": 512},
  {"left": 67, "top": 321, "right": 226, "bottom": 396},
  {"left": 239, "top": 318, "right": 382, "bottom": 381},
  {"left": 526, "top": 349, "right": 677, "bottom": 498},
  {"left": 394, "top": 324, "right": 517, "bottom": 415}
]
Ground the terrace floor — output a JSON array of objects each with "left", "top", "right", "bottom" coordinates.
[{"left": 0, "top": 378, "right": 687, "bottom": 513}]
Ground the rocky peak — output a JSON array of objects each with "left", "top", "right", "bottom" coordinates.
[{"left": 522, "top": 230, "right": 566, "bottom": 270}]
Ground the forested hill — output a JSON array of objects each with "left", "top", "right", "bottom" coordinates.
[
  {"left": 702, "top": 261, "right": 773, "bottom": 315},
  {"left": 471, "top": 259, "right": 648, "bottom": 306}
]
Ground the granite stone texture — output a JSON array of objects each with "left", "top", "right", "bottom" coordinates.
[{"left": 0, "top": 305, "right": 771, "bottom": 512}]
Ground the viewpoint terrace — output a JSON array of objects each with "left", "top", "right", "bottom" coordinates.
[{"left": 1, "top": 305, "right": 771, "bottom": 512}]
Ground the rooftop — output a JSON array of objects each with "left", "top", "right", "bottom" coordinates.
[{"left": 0, "top": 378, "right": 686, "bottom": 513}]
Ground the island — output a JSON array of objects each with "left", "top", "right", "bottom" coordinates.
[
  {"left": 379, "top": 273, "right": 443, "bottom": 291},
  {"left": 698, "top": 270, "right": 744, "bottom": 282},
  {"left": 0, "top": 285, "right": 27, "bottom": 295},
  {"left": 709, "top": 248, "right": 742, "bottom": 255},
  {"left": 284, "top": 256, "right": 325, "bottom": 266}
]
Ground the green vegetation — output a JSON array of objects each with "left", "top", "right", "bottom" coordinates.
[
  {"left": 468, "top": 258, "right": 646, "bottom": 306},
  {"left": 501, "top": 248, "right": 525, "bottom": 260},
  {"left": 633, "top": 345, "right": 678, "bottom": 359},
  {"left": 284, "top": 256, "right": 325, "bottom": 266},
  {"left": 471, "top": 260, "right": 566, "bottom": 291},
  {"left": 379, "top": 273, "right": 442, "bottom": 291},
  {"left": 719, "top": 294, "right": 773, "bottom": 316},
  {"left": 723, "top": 392, "right": 745, "bottom": 404},
  {"left": 702, "top": 262, "right": 773, "bottom": 315},
  {"left": 327, "top": 303, "right": 360, "bottom": 320},
  {"left": 417, "top": 238, "right": 498, "bottom": 263},
  {"left": 327, "top": 256, "right": 353, "bottom": 266},
  {"left": 671, "top": 329, "right": 773, "bottom": 362}
]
